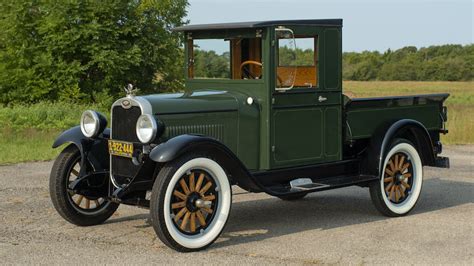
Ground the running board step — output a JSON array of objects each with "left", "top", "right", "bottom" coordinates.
[{"left": 289, "top": 178, "right": 330, "bottom": 191}]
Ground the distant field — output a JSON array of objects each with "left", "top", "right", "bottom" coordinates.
[
  {"left": 344, "top": 81, "right": 474, "bottom": 145},
  {"left": 0, "top": 81, "right": 472, "bottom": 164}
]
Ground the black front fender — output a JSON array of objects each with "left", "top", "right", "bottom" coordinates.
[
  {"left": 149, "top": 134, "right": 262, "bottom": 192},
  {"left": 52, "top": 126, "right": 85, "bottom": 150},
  {"left": 149, "top": 134, "right": 218, "bottom": 163},
  {"left": 53, "top": 126, "right": 110, "bottom": 171}
]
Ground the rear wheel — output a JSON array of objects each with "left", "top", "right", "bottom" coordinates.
[
  {"left": 369, "top": 139, "right": 423, "bottom": 217},
  {"left": 49, "top": 145, "right": 119, "bottom": 226},
  {"left": 150, "top": 154, "right": 232, "bottom": 252}
]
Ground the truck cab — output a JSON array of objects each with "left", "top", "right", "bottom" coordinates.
[
  {"left": 49, "top": 19, "right": 450, "bottom": 252},
  {"left": 176, "top": 19, "right": 344, "bottom": 170}
]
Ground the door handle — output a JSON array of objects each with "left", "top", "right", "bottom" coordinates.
[{"left": 318, "top": 96, "right": 327, "bottom": 102}]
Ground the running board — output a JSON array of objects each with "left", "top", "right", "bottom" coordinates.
[
  {"left": 263, "top": 175, "right": 377, "bottom": 196},
  {"left": 289, "top": 178, "right": 330, "bottom": 191}
]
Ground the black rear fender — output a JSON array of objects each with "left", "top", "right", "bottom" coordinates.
[
  {"left": 52, "top": 126, "right": 110, "bottom": 172},
  {"left": 149, "top": 134, "right": 262, "bottom": 192},
  {"left": 362, "top": 119, "right": 436, "bottom": 177}
]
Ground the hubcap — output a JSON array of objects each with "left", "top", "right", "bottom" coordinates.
[
  {"left": 170, "top": 170, "right": 218, "bottom": 235},
  {"left": 383, "top": 152, "right": 414, "bottom": 204}
]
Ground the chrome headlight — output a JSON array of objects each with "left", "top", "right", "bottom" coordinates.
[
  {"left": 80, "top": 110, "right": 106, "bottom": 138},
  {"left": 136, "top": 114, "right": 158, "bottom": 144}
]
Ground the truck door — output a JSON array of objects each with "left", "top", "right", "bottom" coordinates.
[{"left": 270, "top": 26, "right": 342, "bottom": 168}]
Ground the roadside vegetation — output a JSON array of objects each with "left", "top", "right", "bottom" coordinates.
[
  {"left": 1, "top": 81, "right": 471, "bottom": 164},
  {"left": 0, "top": 0, "right": 187, "bottom": 164},
  {"left": 0, "top": 102, "right": 109, "bottom": 164}
]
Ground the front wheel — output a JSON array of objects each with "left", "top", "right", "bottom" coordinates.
[
  {"left": 369, "top": 139, "right": 423, "bottom": 217},
  {"left": 49, "top": 145, "right": 119, "bottom": 226},
  {"left": 150, "top": 154, "right": 232, "bottom": 252}
]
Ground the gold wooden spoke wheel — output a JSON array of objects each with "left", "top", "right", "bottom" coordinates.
[
  {"left": 67, "top": 161, "right": 105, "bottom": 211},
  {"left": 383, "top": 153, "right": 413, "bottom": 204},
  {"left": 171, "top": 170, "right": 218, "bottom": 235}
]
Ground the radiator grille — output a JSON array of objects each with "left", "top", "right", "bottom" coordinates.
[
  {"left": 111, "top": 106, "right": 141, "bottom": 142},
  {"left": 111, "top": 105, "right": 141, "bottom": 181}
]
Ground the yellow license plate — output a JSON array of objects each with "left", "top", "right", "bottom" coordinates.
[{"left": 108, "top": 140, "right": 134, "bottom": 158}]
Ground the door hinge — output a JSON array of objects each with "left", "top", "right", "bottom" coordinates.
[{"left": 271, "top": 146, "right": 276, "bottom": 152}]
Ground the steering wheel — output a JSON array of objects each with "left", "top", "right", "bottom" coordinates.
[
  {"left": 240, "top": 60, "right": 262, "bottom": 79},
  {"left": 240, "top": 60, "right": 284, "bottom": 85}
]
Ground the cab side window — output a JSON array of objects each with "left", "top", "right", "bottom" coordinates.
[{"left": 277, "top": 36, "right": 318, "bottom": 88}]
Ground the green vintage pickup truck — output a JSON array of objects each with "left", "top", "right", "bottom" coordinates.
[{"left": 49, "top": 19, "right": 449, "bottom": 252}]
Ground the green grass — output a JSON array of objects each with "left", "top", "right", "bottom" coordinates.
[
  {"left": 344, "top": 81, "right": 474, "bottom": 144},
  {"left": 0, "top": 102, "right": 109, "bottom": 165},
  {"left": 0, "top": 129, "right": 61, "bottom": 164},
  {"left": 0, "top": 101, "right": 109, "bottom": 131},
  {"left": 0, "top": 81, "right": 472, "bottom": 164}
]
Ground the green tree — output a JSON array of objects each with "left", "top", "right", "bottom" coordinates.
[
  {"left": 193, "top": 50, "right": 230, "bottom": 79},
  {"left": 343, "top": 51, "right": 384, "bottom": 81},
  {"left": 0, "top": 0, "right": 188, "bottom": 104}
]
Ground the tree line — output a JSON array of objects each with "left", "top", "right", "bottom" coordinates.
[{"left": 343, "top": 44, "right": 473, "bottom": 81}]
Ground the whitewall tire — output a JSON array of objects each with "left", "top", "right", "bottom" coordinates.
[
  {"left": 370, "top": 139, "right": 423, "bottom": 217},
  {"left": 150, "top": 154, "right": 232, "bottom": 252}
]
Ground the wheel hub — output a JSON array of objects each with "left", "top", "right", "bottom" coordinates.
[
  {"left": 186, "top": 192, "right": 201, "bottom": 212},
  {"left": 395, "top": 173, "right": 404, "bottom": 184},
  {"left": 195, "top": 199, "right": 212, "bottom": 209}
]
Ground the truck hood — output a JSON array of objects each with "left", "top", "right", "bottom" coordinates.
[{"left": 142, "top": 90, "right": 240, "bottom": 115}]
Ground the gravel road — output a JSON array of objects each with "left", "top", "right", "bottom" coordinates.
[{"left": 0, "top": 145, "right": 472, "bottom": 265}]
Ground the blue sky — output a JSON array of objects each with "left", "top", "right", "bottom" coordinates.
[{"left": 186, "top": 0, "right": 473, "bottom": 52}]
